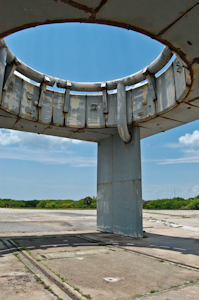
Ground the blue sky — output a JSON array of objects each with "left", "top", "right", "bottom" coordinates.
[{"left": 1, "top": 23, "right": 199, "bottom": 201}]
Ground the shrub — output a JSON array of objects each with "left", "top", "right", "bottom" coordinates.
[
  {"left": 186, "top": 198, "right": 199, "bottom": 210},
  {"left": 45, "top": 201, "right": 57, "bottom": 209}
]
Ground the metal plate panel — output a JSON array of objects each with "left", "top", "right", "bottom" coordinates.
[
  {"left": 70, "top": 129, "right": 110, "bottom": 142},
  {"left": 112, "top": 127, "right": 141, "bottom": 182},
  {"left": 19, "top": 80, "right": 39, "bottom": 121},
  {"left": 89, "top": 127, "right": 118, "bottom": 135},
  {"left": 156, "top": 64, "right": 176, "bottom": 114},
  {"left": 87, "top": 95, "right": 105, "bottom": 128},
  {"left": 190, "top": 99, "right": 199, "bottom": 108},
  {"left": 97, "top": 0, "right": 197, "bottom": 35},
  {"left": 160, "top": 5, "right": 199, "bottom": 62},
  {"left": 173, "top": 58, "right": 188, "bottom": 102},
  {"left": 106, "top": 93, "right": 117, "bottom": 127},
  {"left": 1, "top": 75, "right": 22, "bottom": 115},
  {"left": 140, "top": 126, "right": 153, "bottom": 140},
  {"left": 132, "top": 84, "right": 148, "bottom": 121},
  {"left": 42, "top": 126, "right": 76, "bottom": 138},
  {"left": 13, "top": 118, "right": 48, "bottom": 133},
  {"left": 65, "top": 94, "right": 86, "bottom": 128},
  {"left": 53, "top": 91, "right": 64, "bottom": 126},
  {"left": 97, "top": 183, "right": 113, "bottom": 233},
  {"left": 98, "top": 136, "right": 113, "bottom": 184},
  {"left": 140, "top": 116, "right": 183, "bottom": 139},
  {"left": 0, "top": 116, "right": 17, "bottom": 129},
  {"left": 0, "top": 0, "right": 90, "bottom": 37},
  {"left": 38, "top": 89, "right": 53, "bottom": 124},
  {"left": 163, "top": 103, "right": 199, "bottom": 124},
  {"left": 112, "top": 179, "right": 142, "bottom": 237},
  {"left": 0, "top": 108, "right": 17, "bottom": 118},
  {"left": 132, "top": 82, "right": 156, "bottom": 122}
]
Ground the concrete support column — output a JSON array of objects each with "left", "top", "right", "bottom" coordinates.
[{"left": 97, "top": 126, "right": 143, "bottom": 237}]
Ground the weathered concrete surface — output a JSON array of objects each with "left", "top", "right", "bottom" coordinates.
[
  {"left": 0, "top": 208, "right": 96, "bottom": 234},
  {"left": 42, "top": 246, "right": 199, "bottom": 300},
  {"left": 144, "top": 209, "right": 199, "bottom": 231},
  {"left": 0, "top": 209, "right": 199, "bottom": 300},
  {"left": 143, "top": 283, "right": 199, "bottom": 300},
  {"left": 0, "top": 240, "right": 57, "bottom": 300},
  {"left": 97, "top": 127, "right": 142, "bottom": 237}
]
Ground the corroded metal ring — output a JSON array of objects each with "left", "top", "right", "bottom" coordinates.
[{"left": 0, "top": 38, "right": 172, "bottom": 92}]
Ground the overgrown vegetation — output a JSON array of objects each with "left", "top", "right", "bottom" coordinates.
[
  {"left": 143, "top": 195, "right": 199, "bottom": 210},
  {"left": 1, "top": 195, "right": 199, "bottom": 210},
  {"left": 0, "top": 196, "right": 97, "bottom": 209}
]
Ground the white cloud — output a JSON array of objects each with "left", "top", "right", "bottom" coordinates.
[
  {"left": 157, "top": 156, "right": 199, "bottom": 164},
  {"left": 179, "top": 130, "right": 199, "bottom": 148},
  {"left": 164, "top": 142, "right": 180, "bottom": 149},
  {"left": 157, "top": 130, "right": 199, "bottom": 165},
  {"left": 0, "top": 129, "right": 95, "bottom": 167},
  {"left": 0, "top": 146, "right": 96, "bottom": 167},
  {"left": 0, "top": 129, "right": 69, "bottom": 149},
  {"left": 0, "top": 130, "right": 20, "bottom": 146}
]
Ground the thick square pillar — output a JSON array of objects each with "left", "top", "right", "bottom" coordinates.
[{"left": 97, "top": 126, "right": 143, "bottom": 237}]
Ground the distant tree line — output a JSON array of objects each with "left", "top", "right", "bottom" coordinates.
[
  {"left": 143, "top": 196, "right": 199, "bottom": 210},
  {"left": 1, "top": 196, "right": 199, "bottom": 210},
  {"left": 0, "top": 196, "right": 97, "bottom": 209}
]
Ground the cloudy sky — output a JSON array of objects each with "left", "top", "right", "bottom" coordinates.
[{"left": 1, "top": 23, "right": 199, "bottom": 201}]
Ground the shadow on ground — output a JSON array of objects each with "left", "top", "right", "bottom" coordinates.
[{"left": 0, "top": 231, "right": 198, "bottom": 258}]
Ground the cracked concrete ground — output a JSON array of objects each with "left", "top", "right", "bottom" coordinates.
[
  {"left": 0, "top": 240, "right": 57, "bottom": 300},
  {"left": 0, "top": 208, "right": 199, "bottom": 299}
]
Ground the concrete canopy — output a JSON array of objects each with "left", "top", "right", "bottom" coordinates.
[{"left": 0, "top": 1, "right": 199, "bottom": 142}]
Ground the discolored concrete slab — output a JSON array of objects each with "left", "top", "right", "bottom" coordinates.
[
  {"left": 0, "top": 241, "right": 56, "bottom": 300},
  {"left": 0, "top": 209, "right": 199, "bottom": 299},
  {"left": 83, "top": 227, "right": 199, "bottom": 268},
  {"left": 42, "top": 246, "right": 199, "bottom": 300},
  {"left": 143, "top": 282, "right": 199, "bottom": 300},
  {"left": 0, "top": 208, "right": 97, "bottom": 234}
]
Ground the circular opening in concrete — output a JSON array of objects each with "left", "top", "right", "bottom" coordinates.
[{"left": 5, "top": 23, "right": 164, "bottom": 84}]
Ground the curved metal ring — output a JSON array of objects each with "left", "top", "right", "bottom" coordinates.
[{"left": 0, "top": 38, "right": 173, "bottom": 92}]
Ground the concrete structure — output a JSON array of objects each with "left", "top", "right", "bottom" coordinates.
[{"left": 0, "top": 1, "right": 199, "bottom": 237}]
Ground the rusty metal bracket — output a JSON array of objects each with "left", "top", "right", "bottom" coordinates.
[
  {"left": 3, "top": 63, "right": 17, "bottom": 91},
  {"left": 101, "top": 82, "right": 108, "bottom": 114},
  {"left": 143, "top": 67, "right": 157, "bottom": 101},
  {"left": 63, "top": 81, "right": 71, "bottom": 113},
  {"left": 37, "top": 82, "right": 47, "bottom": 108}
]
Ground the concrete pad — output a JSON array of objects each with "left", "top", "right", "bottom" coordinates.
[
  {"left": 0, "top": 208, "right": 97, "bottom": 233},
  {"left": 83, "top": 228, "right": 199, "bottom": 269},
  {"left": 143, "top": 282, "right": 199, "bottom": 300},
  {"left": 144, "top": 209, "right": 199, "bottom": 231},
  {"left": 43, "top": 247, "right": 199, "bottom": 300},
  {"left": 1, "top": 209, "right": 199, "bottom": 299},
  {"left": 0, "top": 241, "right": 56, "bottom": 300}
]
